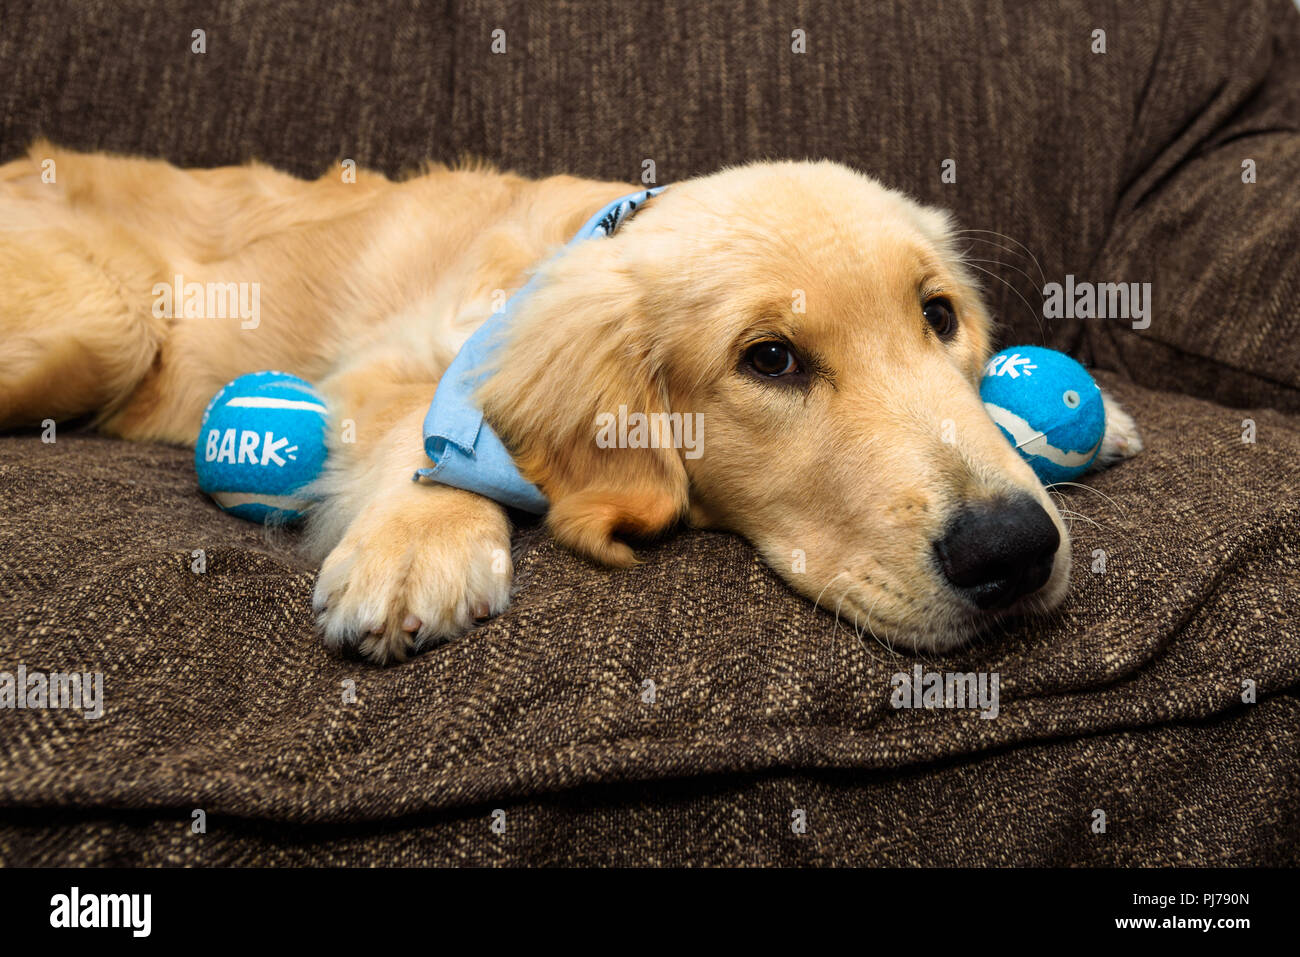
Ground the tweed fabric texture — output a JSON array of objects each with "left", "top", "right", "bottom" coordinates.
[
  {"left": 4, "top": 1, "right": 1297, "bottom": 409},
  {"left": 1, "top": 376, "right": 1297, "bottom": 864}
]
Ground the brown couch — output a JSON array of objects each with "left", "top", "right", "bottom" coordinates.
[{"left": 2, "top": 0, "right": 1298, "bottom": 865}]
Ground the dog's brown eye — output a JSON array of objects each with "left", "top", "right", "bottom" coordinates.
[
  {"left": 745, "top": 341, "right": 800, "bottom": 377},
  {"left": 923, "top": 297, "right": 958, "bottom": 340}
]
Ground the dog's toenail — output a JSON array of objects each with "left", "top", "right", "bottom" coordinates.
[
  {"left": 402, "top": 614, "right": 421, "bottom": 632},
  {"left": 473, "top": 602, "right": 490, "bottom": 620}
]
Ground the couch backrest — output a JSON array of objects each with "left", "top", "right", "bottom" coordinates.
[{"left": 4, "top": 0, "right": 1298, "bottom": 410}]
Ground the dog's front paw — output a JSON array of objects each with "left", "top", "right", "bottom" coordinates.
[
  {"left": 1094, "top": 390, "right": 1144, "bottom": 469},
  {"left": 313, "top": 486, "right": 513, "bottom": 664}
]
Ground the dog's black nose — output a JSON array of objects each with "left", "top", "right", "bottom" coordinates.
[{"left": 934, "top": 495, "right": 1060, "bottom": 610}]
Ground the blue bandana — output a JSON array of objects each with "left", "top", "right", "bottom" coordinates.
[{"left": 414, "top": 187, "right": 666, "bottom": 512}]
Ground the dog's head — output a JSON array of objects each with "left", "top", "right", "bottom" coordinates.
[{"left": 479, "top": 160, "right": 1068, "bottom": 651}]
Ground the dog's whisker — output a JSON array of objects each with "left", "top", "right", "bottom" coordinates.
[
  {"left": 816, "top": 570, "right": 853, "bottom": 625},
  {"left": 953, "top": 235, "right": 1038, "bottom": 279},
  {"left": 1044, "top": 480, "right": 1126, "bottom": 514},
  {"left": 1046, "top": 490, "right": 1076, "bottom": 532},
  {"left": 815, "top": 570, "right": 861, "bottom": 682},
  {"left": 860, "top": 591, "right": 901, "bottom": 659},
  {"left": 837, "top": 583, "right": 904, "bottom": 662},
  {"left": 819, "top": 570, "right": 865, "bottom": 666},
  {"left": 953, "top": 228, "right": 1048, "bottom": 288},
  {"left": 1024, "top": 594, "right": 1052, "bottom": 627},
  {"left": 962, "top": 259, "right": 1047, "bottom": 344},
  {"left": 848, "top": 609, "right": 888, "bottom": 663},
  {"left": 963, "top": 256, "right": 1043, "bottom": 295},
  {"left": 1055, "top": 508, "right": 1105, "bottom": 531}
]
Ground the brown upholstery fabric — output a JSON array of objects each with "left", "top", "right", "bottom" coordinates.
[
  {"left": 6, "top": 1, "right": 1298, "bottom": 410},
  {"left": 2, "top": 0, "right": 1299, "bottom": 865},
  {"left": 3, "top": 376, "right": 1297, "bottom": 865}
]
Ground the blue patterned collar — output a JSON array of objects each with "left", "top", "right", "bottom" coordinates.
[{"left": 414, "top": 186, "right": 666, "bottom": 512}]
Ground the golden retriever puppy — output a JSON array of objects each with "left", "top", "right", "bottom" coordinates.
[{"left": 0, "top": 144, "right": 1140, "bottom": 662}]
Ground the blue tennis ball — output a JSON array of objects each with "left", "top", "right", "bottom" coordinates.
[
  {"left": 979, "top": 345, "right": 1105, "bottom": 486},
  {"left": 195, "top": 371, "right": 329, "bottom": 523}
]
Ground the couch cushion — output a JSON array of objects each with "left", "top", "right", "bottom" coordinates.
[
  {"left": 4, "top": 694, "right": 1298, "bottom": 866},
  {"left": 2, "top": 374, "right": 1297, "bottom": 863}
]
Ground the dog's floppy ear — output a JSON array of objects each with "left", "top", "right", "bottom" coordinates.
[{"left": 476, "top": 236, "right": 688, "bottom": 567}]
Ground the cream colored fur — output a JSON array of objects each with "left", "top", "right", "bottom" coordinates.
[{"left": 0, "top": 144, "right": 1140, "bottom": 662}]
